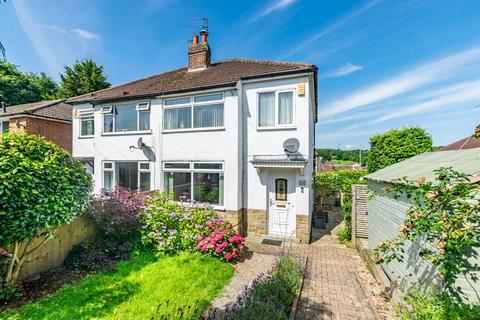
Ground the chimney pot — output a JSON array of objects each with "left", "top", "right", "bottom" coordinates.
[
  {"left": 475, "top": 124, "right": 480, "bottom": 139},
  {"left": 200, "top": 29, "right": 208, "bottom": 43},
  {"left": 188, "top": 30, "right": 211, "bottom": 70},
  {"left": 192, "top": 34, "right": 198, "bottom": 45}
]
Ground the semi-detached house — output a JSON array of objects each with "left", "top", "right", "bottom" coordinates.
[{"left": 68, "top": 31, "right": 318, "bottom": 242}]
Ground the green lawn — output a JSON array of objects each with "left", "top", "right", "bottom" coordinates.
[{"left": 1, "top": 252, "right": 233, "bottom": 320}]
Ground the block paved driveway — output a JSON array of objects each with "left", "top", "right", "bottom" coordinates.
[{"left": 247, "top": 238, "right": 379, "bottom": 320}]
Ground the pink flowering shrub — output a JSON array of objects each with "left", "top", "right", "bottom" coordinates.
[{"left": 196, "top": 219, "right": 246, "bottom": 262}]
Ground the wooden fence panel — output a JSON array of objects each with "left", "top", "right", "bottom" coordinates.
[{"left": 352, "top": 184, "right": 368, "bottom": 244}]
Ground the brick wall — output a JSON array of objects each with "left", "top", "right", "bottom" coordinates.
[
  {"left": 11, "top": 117, "right": 72, "bottom": 153},
  {"left": 296, "top": 214, "right": 311, "bottom": 243}
]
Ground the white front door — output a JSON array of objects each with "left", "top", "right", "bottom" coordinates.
[{"left": 268, "top": 169, "right": 296, "bottom": 236}]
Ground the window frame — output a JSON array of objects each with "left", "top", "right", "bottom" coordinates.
[
  {"left": 101, "top": 161, "right": 152, "bottom": 191},
  {"left": 162, "top": 161, "right": 225, "bottom": 208},
  {"left": 0, "top": 119, "right": 9, "bottom": 133},
  {"left": 257, "top": 89, "right": 296, "bottom": 129},
  {"left": 79, "top": 117, "right": 94, "bottom": 137},
  {"left": 102, "top": 101, "right": 151, "bottom": 135},
  {"left": 163, "top": 93, "right": 225, "bottom": 132}
]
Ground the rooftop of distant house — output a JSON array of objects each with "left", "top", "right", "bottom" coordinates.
[{"left": 0, "top": 99, "right": 71, "bottom": 122}]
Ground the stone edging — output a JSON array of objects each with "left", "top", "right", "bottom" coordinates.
[{"left": 289, "top": 256, "right": 308, "bottom": 320}]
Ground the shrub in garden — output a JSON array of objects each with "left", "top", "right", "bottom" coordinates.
[
  {"left": 227, "top": 255, "right": 302, "bottom": 320},
  {"left": 140, "top": 192, "right": 218, "bottom": 254},
  {"left": 0, "top": 132, "right": 91, "bottom": 297},
  {"left": 196, "top": 219, "right": 245, "bottom": 262},
  {"left": 65, "top": 187, "right": 147, "bottom": 270}
]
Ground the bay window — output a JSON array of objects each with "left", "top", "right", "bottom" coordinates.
[
  {"left": 163, "top": 93, "right": 224, "bottom": 131},
  {"left": 102, "top": 102, "right": 150, "bottom": 133},
  {"left": 258, "top": 90, "right": 294, "bottom": 128},
  {"left": 163, "top": 161, "right": 224, "bottom": 206},
  {"left": 102, "top": 161, "right": 151, "bottom": 191}
]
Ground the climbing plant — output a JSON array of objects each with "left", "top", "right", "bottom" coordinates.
[
  {"left": 374, "top": 167, "right": 480, "bottom": 295},
  {"left": 314, "top": 170, "right": 367, "bottom": 242}
]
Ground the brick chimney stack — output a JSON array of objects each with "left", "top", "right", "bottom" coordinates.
[
  {"left": 475, "top": 124, "right": 480, "bottom": 139},
  {"left": 188, "top": 29, "right": 210, "bottom": 71}
]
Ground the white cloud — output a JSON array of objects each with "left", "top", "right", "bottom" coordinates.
[
  {"left": 373, "top": 79, "right": 480, "bottom": 123},
  {"left": 326, "top": 62, "right": 364, "bottom": 78},
  {"left": 71, "top": 28, "right": 100, "bottom": 41},
  {"left": 250, "top": 0, "right": 297, "bottom": 22},
  {"left": 280, "top": 0, "right": 381, "bottom": 60},
  {"left": 319, "top": 46, "right": 480, "bottom": 118}
]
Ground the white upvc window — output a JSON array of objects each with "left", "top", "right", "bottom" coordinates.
[
  {"left": 102, "top": 161, "right": 151, "bottom": 191},
  {"left": 0, "top": 120, "right": 9, "bottom": 133},
  {"left": 163, "top": 161, "right": 224, "bottom": 207},
  {"left": 257, "top": 90, "right": 295, "bottom": 128},
  {"left": 163, "top": 93, "right": 224, "bottom": 131},
  {"left": 78, "top": 109, "right": 94, "bottom": 137},
  {"left": 102, "top": 102, "right": 151, "bottom": 134}
]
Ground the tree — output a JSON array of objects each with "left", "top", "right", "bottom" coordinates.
[
  {"left": 59, "top": 59, "right": 110, "bottom": 98},
  {"left": 366, "top": 127, "right": 433, "bottom": 173},
  {"left": 0, "top": 132, "right": 92, "bottom": 287},
  {"left": 0, "top": 61, "right": 59, "bottom": 105}
]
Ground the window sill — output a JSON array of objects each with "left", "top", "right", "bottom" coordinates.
[
  {"left": 162, "top": 127, "right": 225, "bottom": 134},
  {"left": 78, "top": 135, "right": 94, "bottom": 139},
  {"left": 256, "top": 126, "right": 297, "bottom": 131},
  {"left": 101, "top": 130, "right": 152, "bottom": 136}
]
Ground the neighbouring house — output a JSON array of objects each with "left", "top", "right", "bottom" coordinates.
[
  {"left": 67, "top": 30, "right": 318, "bottom": 242},
  {"left": 365, "top": 148, "right": 480, "bottom": 303},
  {"left": 438, "top": 124, "right": 480, "bottom": 151},
  {"left": 0, "top": 99, "right": 72, "bottom": 152}
]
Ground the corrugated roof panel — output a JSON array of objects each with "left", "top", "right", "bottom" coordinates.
[{"left": 365, "top": 148, "right": 480, "bottom": 183}]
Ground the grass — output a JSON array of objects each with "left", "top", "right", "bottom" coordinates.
[{"left": 1, "top": 252, "right": 233, "bottom": 320}]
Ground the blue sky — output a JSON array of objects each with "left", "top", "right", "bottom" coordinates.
[{"left": 1, "top": 0, "right": 480, "bottom": 148}]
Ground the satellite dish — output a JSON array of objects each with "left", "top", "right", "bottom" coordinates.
[
  {"left": 283, "top": 138, "right": 300, "bottom": 154},
  {"left": 137, "top": 137, "right": 144, "bottom": 149}
]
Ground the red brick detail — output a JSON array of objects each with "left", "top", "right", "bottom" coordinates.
[
  {"left": 188, "top": 42, "right": 211, "bottom": 70},
  {"left": 11, "top": 117, "right": 72, "bottom": 153}
]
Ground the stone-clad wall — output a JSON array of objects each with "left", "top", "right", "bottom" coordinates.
[{"left": 217, "top": 209, "right": 311, "bottom": 243}]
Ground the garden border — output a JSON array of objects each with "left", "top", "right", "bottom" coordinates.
[{"left": 289, "top": 256, "right": 308, "bottom": 320}]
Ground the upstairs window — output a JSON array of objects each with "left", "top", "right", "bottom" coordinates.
[
  {"left": 163, "top": 93, "right": 224, "bottom": 131},
  {"left": 78, "top": 109, "right": 94, "bottom": 137},
  {"left": 0, "top": 120, "right": 9, "bottom": 133},
  {"left": 258, "top": 90, "right": 294, "bottom": 128},
  {"left": 103, "top": 102, "right": 150, "bottom": 133}
]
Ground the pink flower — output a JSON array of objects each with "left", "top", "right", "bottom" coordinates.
[
  {"left": 221, "top": 241, "right": 228, "bottom": 248},
  {"left": 225, "top": 252, "right": 232, "bottom": 261},
  {"left": 215, "top": 247, "right": 222, "bottom": 254}
]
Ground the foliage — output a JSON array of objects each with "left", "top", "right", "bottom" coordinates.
[
  {"left": 316, "top": 148, "right": 369, "bottom": 165},
  {"left": 228, "top": 255, "right": 302, "bottom": 320},
  {"left": 314, "top": 169, "right": 367, "bottom": 242},
  {"left": 196, "top": 219, "right": 245, "bottom": 262},
  {"left": 374, "top": 168, "right": 480, "bottom": 293},
  {"left": 0, "top": 132, "right": 91, "bottom": 286},
  {"left": 0, "top": 283, "right": 21, "bottom": 303},
  {"left": 396, "top": 288, "right": 480, "bottom": 320},
  {"left": 59, "top": 59, "right": 110, "bottom": 98},
  {"left": 0, "top": 61, "right": 59, "bottom": 105},
  {"left": 64, "top": 188, "right": 147, "bottom": 271},
  {"left": 2, "top": 252, "right": 234, "bottom": 320},
  {"left": 140, "top": 192, "right": 218, "bottom": 254},
  {"left": 367, "top": 127, "right": 433, "bottom": 173}
]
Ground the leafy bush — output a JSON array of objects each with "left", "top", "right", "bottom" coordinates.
[
  {"left": 314, "top": 169, "right": 367, "bottom": 242},
  {"left": 0, "top": 132, "right": 91, "bottom": 287},
  {"left": 228, "top": 255, "right": 302, "bottom": 320},
  {"left": 140, "top": 192, "right": 218, "bottom": 254},
  {"left": 367, "top": 127, "right": 433, "bottom": 173},
  {"left": 196, "top": 219, "right": 245, "bottom": 262},
  {"left": 0, "top": 282, "right": 21, "bottom": 303},
  {"left": 65, "top": 188, "right": 147, "bottom": 271},
  {"left": 396, "top": 288, "right": 480, "bottom": 320}
]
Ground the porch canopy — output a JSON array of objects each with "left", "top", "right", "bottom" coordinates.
[{"left": 251, "top": 155, "right": 307, "bottom": 174}]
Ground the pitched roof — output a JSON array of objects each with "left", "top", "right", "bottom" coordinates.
[
  {"left": 67, "top": 58, "right": 317, "bottom": 104},
  {"left": 1, "top": 99, "right": 71, "bottom": 122},
  {"left": 365, "top": 148, "right": 480, "bottom": 184},
  {"left": 438, "top": 136, "right": 480, "bottom": 151}
]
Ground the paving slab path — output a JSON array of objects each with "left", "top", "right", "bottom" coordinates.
[{"left": 246, "top": 237, "right": 382, "bottom": 320}]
